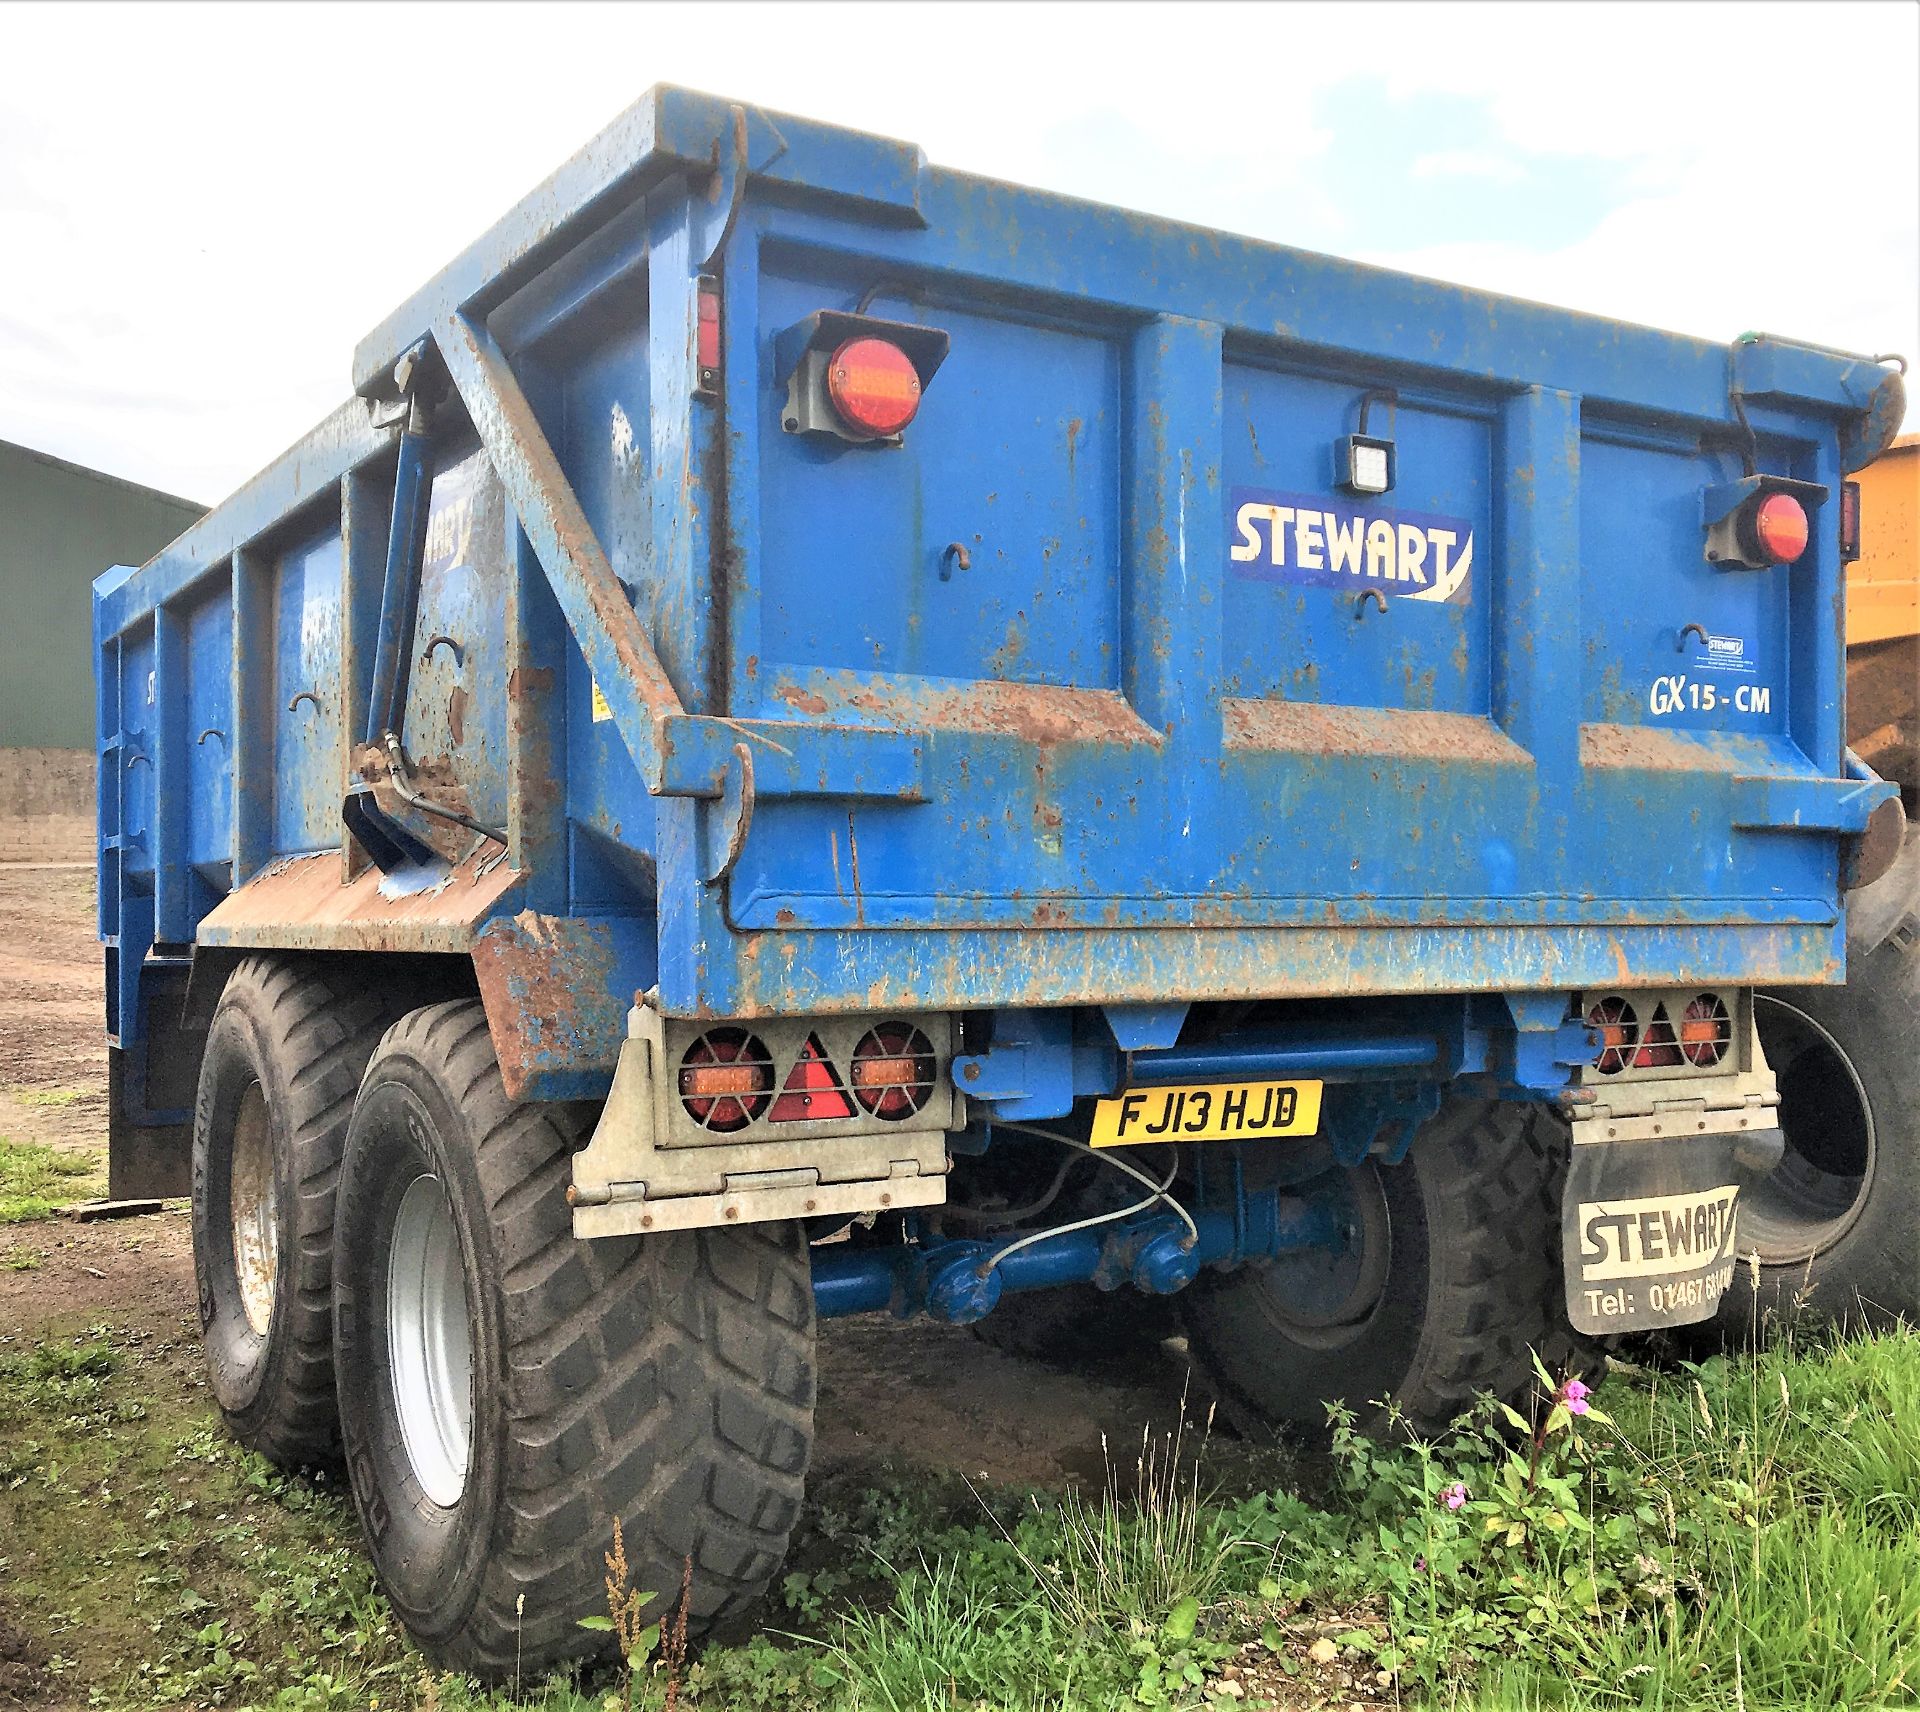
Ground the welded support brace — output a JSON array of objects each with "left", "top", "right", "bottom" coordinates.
[
  {"left": 434, "top": 307, "right": 928, "bottom": 806},
  {"left": 434, "top": 309, "right": 686, "bottom": 792}
]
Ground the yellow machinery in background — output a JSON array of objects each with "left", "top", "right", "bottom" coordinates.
[{"left": 1848, "top": 432, "right": 1919, "bottom": 810}]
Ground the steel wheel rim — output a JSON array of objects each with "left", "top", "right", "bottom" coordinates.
[
  {"left": 1255, "top": 1164, "right": 1394, "bottom": 1348},
  {"left": 1746, "top": 995, "right": 1876, "bottom": 1266},
  {"left": 228, "top": 1082, "right": 279, "bottom": 1338},
  {"left": 387, "top": 1174, "right": 473, "bottom": 1507}
]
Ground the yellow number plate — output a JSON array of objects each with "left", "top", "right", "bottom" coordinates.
[{"left": 1089, "top": 1080, "right": 1323, "bottom": 1149}]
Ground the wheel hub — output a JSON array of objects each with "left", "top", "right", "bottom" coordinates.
[
  {"left": 387, "top": 1174, "right": 474, "bottom": 1507},
  {"left": 228, "top": 1082, "right": 279, "bottom": 1338},
  {"left": 1254, "top": 1164, "right": 1393, "bottom": 1348}
]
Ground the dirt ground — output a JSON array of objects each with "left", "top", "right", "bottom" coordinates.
[
  {"left": 0, "top": 866, "right": 110, "bottom": 1152},
  {"left": 0, "top": 864, "right": 1200, "bottom": 1492}
]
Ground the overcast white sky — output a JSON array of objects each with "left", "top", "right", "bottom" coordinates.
[{"left": 3, "top": 0, "right": 1914, "bottom": 504}]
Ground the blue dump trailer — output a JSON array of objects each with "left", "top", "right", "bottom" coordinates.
[{"left": 93, "top": 87, "right": 1912, "bottom": 1674}]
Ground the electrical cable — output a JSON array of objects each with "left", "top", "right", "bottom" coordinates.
[
  {"left": 854, "top": 278, "right": 915, "bottom": 316},
  {"left": 1728, "top": 385, "right": 1760, "bottom": 478},
  {"left": 970, "top": 1153, "right": 1177, "bottom": 1280},
  {"left": 937, "top": 1150, "right": 1080, "bottom": 1226},
  {"left": 975, "top": 1121, "right": 1201, "bottom": 1278},
  {"left": 996, "top": 1121, "right": 1200, "bottom": 1248}
]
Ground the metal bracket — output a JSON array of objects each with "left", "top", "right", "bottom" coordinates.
[
  {"left": 703, "top": 742, "right": 755, "bottom": 886},
  {"left": 1321, "top": 1081, "right": 1443, "bottom": 1167},
  {"left": 950, "top": 1008, "right": 1076, "bottom": 1119}
]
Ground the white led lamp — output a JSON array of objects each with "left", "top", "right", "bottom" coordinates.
[{"left": 1337, "top": 387, "right": 1398, "bottom": 495}]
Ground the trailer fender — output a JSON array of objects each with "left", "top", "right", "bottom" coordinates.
[{"left": 468, "top": 910, "right": 656, "bottom": 1103}]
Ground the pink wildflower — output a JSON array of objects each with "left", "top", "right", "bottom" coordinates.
[
  {"left": 1442, "top": 1481, "right": 1468, "bottom": 1511},
  {"left": 1561, "top": 1378, "right": 1591, "bottom": 1417}
]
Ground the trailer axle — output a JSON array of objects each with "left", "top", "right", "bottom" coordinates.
[{"left": 810, "top": 1185, "right": 1350, "bottom": 1322}]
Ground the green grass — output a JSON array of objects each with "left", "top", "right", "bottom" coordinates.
[
  {"left": 2, "top": 1315, "right": 1918, "bottom": 1709},
  {"left": 0, "top": 1136, "right": 99, "bottom": 1222},
  {"left": 11, "top": 1086, "right": 85, "bottom": 1108},
  {"left": 0, "top": 1323, "right": 419, "bottom": 1710}
]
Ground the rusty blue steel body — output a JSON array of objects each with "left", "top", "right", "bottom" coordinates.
[{"left": 94, "top": 84, "right": 1896, "bottom": 1121}]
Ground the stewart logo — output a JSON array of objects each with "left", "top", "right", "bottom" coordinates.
[{"left": 1229, "top": 487, "right": 1474, "bottom": 604}]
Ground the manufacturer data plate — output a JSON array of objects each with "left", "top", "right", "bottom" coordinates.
[{"left": 1090, "top": 1080, "right": 1323, "bottom": 1149}]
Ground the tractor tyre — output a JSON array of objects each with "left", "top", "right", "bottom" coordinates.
[
  {"left": 1181, "top": 1099, "right": 1587, "bottom": 1438},
  {"left": 191, "top": 954, "right": 410, "bottom": 1466},
  {"left": 331, "top": 1000, "right": 815, "bottom": 1679}
]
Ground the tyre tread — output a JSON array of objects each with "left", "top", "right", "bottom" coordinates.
[
  {"left": 1185, "top": 1099, "right": 1596, "bottom": 1438},
  {"left": 352, "top": 1002, "right": 814, "bottom": 1678},
  {"left": 196, "top": 956, "right": 413, "bottom": 1466}
]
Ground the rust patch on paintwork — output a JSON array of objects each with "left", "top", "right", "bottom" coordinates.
[
  {"left": 446, "top": 685, "right": 469, "bottom": 746},
  {"left": 1579, "top": 723, "right": 1759, "bottom": 774},
  {"left": 196, "top": 848, "right": 518, "bottom": 954},
  {"left": 470, "top": 909, "right": 620, "bottom": 1102},
  {"left": 520, "top": 768, "right": 564, "bottom": 812},
  {"left": 507, "top": 664, "right": 555, "bottom": 699},
  {"left": 718, "top": 918, "right": 1835, "bottom": 1019},
  {"left": 845, "top": 678, "right": 1161, "bottom": 748},
  {"left": 1224, "top": 699, "right": 1530, "bottom": 767},
  {"left": 777, "top": 684, "right": 830, "bottom": 715}
]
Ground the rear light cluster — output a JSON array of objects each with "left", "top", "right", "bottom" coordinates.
[
  {"left": 678, "top": 1022, "right": 936, "bottom": 1131},
  {"left": 1705, "top": 477, "right": 1826, "bottom": 570},
  {"left": 1585, "top": 993, "right": 1731, "bottom": 1075},
  {"left": 777, "top": 310, "right": 949, "bottom": 445},
  {"left": 826, "top": 337, "right": 922, "bottom": 437},
  {"left": 678, "top": 1028, "right": 775, "bottom": 1133},
  {"left": 1746, "top": 493, "right": 1809, "bottom": 565},
  {"left": 850, "top": 1023, "right": 937, "bottom": 1120}
]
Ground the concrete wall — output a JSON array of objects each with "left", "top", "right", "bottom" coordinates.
[
  {"left": 0, "top": 746, "right": 94, "bottom": 861},
  {"left": 0, "top": 438, "right": 202, "bottom": 860}
]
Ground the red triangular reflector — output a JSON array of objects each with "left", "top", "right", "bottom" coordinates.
[{"left": 769, "top": 1035, "right": 853, "bottom": 1122}]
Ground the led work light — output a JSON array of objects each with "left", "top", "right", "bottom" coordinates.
[{"left": 1338, "top": 388, "right": 1398, "bottom": 495}]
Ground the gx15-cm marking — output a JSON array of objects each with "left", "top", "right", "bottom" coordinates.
[{"left": 1648, "top": 675, "right": 1773, "bottom": 718}]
